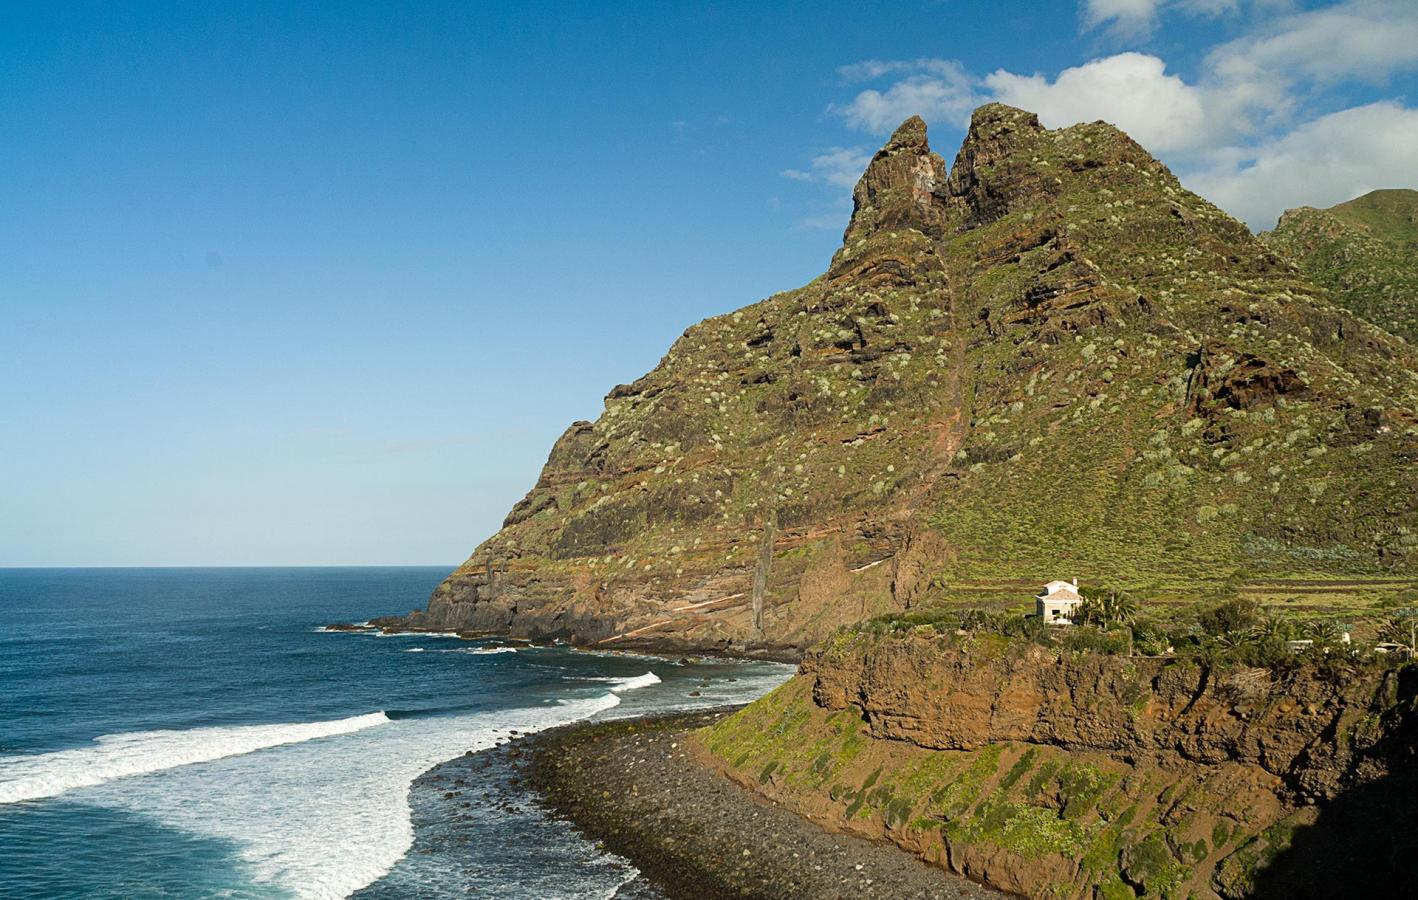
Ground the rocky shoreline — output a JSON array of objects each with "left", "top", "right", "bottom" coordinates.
[
  {"left": 322, "top": 620, "right": 804, "bottom": 663},
  {"left": 522, "top": 708, "right": 1002, "bottom": 899}
]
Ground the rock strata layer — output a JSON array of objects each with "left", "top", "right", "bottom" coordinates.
[{"left": 703, "top": 634, "right": 1418, "bottom": 898}]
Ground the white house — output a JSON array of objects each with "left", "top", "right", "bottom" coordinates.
[{"left": 1036, "top": 578, "right": 1082, "bottom": 625}]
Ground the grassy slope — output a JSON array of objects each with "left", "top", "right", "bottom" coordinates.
[
  {"left": 918, "top": 114, "right": 1418, "bottom": 597},
  {"left": 1262, "top": 189, "right": 1418, "bottom": 342},
  {"left": 1331, "top": 190, "right": 1418, "bottom": 245},
  {"left": 701, "top": 677, "right": 1301, "bottom": 899},
  {"left": 690, "top": 135, "right": 1418, "bottom": 900}
]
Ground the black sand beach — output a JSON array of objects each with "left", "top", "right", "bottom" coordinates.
[{"left": 522, "top": 709, "right": 1002, "bottom": 899}]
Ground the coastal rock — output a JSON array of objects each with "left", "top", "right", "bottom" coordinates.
[
  {"left": 704, "top": 639, "right": 1418, "bottom": 899},
  {"left": 801, "top": 633, "right": 1397, "bottom": 802}
]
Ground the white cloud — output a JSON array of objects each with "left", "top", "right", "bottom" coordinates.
[
  {"left": 781, "top": 147, "right": 874, "bottom": 190},
  {"left": 1177, "top": 0, "right": 1244, "bottom": 16},
  {"left": 981, "top": 1, "right": 1418, "bottom": 159},
  {"left": 1206, "top": 0, "right": 1418, "bottom": 84},
  {"left": 985, "top": 53, "right": 1210, "bottom": 152},
  {"left": 797, "top": 3, "right": 1418, "bottom": 234},
  {"left": 1184, "top": 101, "right": 1418, "bottom": 228},
  {"left": 1083, "top": 0, "right": 1166, "bottom": 37},
  {"left": 830, "top": 59, "right": 979, "bottom": 132},
  {"left": 794, "top": 211, "right": 851, "bottom": 231},
  {"left": 837, "top": 58, "right": 974, "bottom": 84},
  {"left": 1080, "top": 0, "right": 1309, "bottom": 39}
]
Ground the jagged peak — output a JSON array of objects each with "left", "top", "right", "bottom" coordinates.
[
  {"left": 882, "top": 114, "right": 929, "bottom": 152},
  {"left": 951, "top": 102, "right": 1175, "bottom": 181},
  {"left": 965, "top": 102, "right": 1043, "bottom": 134},
  {"left": 833, "top": 115, "right": 948, "bottom": 257},
  {"left": 831, "top": 104, "right": 1202, "bottom": 253},
  {"left": 944, "top": 102, "right": 1182, "bottom": 231}
]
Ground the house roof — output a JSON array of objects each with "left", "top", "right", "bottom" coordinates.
[{"left": 1037, "top": 587, "right": 1082, "bottom": 603}]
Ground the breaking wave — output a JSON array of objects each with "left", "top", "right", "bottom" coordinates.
[
  {"left": 374, "top": 630, "right": 461, "bottom": 639},
  {"left": 0, "top": 713, "right": 391, "bottom": 806},
  {"left": 609, "top": 671, "right": 661, "bottom": 692},
  {"left": 3, "top": 694, "right": 623, "bottom": 898}
]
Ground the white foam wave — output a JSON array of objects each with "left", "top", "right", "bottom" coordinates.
[
  {"left": 596, "top": 661, "right": 796, "bottom": 722},
  {"left": 313, "top": 622, "right": 375, "bottom": 633},
  {"left": 0, "top": 712, "right": 390, "bottom": 806},
  {"left": 598, "top": 867, "right": 644, "bottom": 900},
  {"left": 56, "top": 693, "right": 621, "bottom": 899},
  {"left": 373, "top": 630, "right": 461, "bottom": 639},
  {"left": 2, "top": 648, "right": 789, "bottom": 898},
  {"left": 609, "top": 671, "right": 661, "bottom": 692},
  {"left": 400, "top": 645, "right": 520, "bottom": 655}
]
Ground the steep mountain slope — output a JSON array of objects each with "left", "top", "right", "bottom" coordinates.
[
  {"left": 389, "top": 106, "right": 1418, "bottom": 655},
  {"left": 1263, "top": 189, "right": 1418, "bottom": 342}
]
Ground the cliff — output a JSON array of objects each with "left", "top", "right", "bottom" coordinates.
[
  {"left": 385, "top": 105, "right": 1418, "bottom": 656},
  {"left": 702, "top": 632, "right": 1418, "bottom": 898}
]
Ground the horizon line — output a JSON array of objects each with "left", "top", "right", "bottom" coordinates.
[{"left": 0, "top": 563, "right": 459, "bottom": 570}]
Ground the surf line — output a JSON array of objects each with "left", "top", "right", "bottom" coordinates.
[{"left": 0, "top": 712, "right": 390, "bottom": 805}]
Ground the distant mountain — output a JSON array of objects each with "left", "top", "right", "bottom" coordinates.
[
  {"left": 1263, "top": 188, "right": 1418, "bottom": 342},
  {"left": 389, "top": 106, "right": 1418, "bottom": 655}
]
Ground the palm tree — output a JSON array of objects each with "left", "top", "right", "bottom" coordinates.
[
  {"left": 1102, "top": 592, "right": 1138, "bottom": 627},
  {"left": 1252, "top": 615, "right": 1294, "bottom": 644},
  {"left": 1093, "top": 590, "right": 1138, "bottom": 655},
  {"left": 1302, "top": 619, "right": 1342, "bottom": 647},
  {"left": 1074, "top": 596, "right": 1104, "bottom": 626},
  {"left": 1378, "top": 616, "right": 1416, "bottom": 650}
]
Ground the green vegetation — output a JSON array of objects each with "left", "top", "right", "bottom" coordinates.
[
  {"left": 844, "top": 590, "right": 1418, "bottom": 678},
  {"left": 1263, "top": 188, "right": 1418, "bottom": 342},
  {"left": 1212, "top": 817, "right": 1302, "bottom": 897},
  {"left": 422, "top": 106, "right": 1418, "bottom": 653},
  {"left": 702, "top": 674, "right": 1285, "bottom": 899}
]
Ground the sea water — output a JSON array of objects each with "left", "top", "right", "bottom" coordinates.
[{"left": 0, "top": 568, "right": 793, "bottom": 898}]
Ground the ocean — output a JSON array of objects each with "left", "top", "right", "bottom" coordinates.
[{"left": 0, "top": 567, "right": 794, "bottom": 899}]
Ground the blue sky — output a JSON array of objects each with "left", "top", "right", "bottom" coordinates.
[{"left": 3, "top": 0, "right": 1416, "bottom": 566}]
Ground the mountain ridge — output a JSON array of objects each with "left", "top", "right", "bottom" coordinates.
[
  {"left": 382, "top": 104, "right": 1418, "bottom": 656},
  {"left": 1263, "top": 188, "right": 1418, "bottom": 341}
]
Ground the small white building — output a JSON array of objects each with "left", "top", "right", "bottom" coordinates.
[{"left": 1036, "top": 578, "right": 1082, "bottom": 625}]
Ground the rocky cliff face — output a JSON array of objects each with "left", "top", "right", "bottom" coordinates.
[
  {"left": 703, "top": 633, "right": 1418, "bottom": 898},
  {"left": 1263, "top": 189, "right": 1418, "bottom": 343},
  {"left": 389, "top": 106, "right": 1418, "bottom": 655},
  {"left": 803, "top": 632, "right": 1395, "bottom": 804}
]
